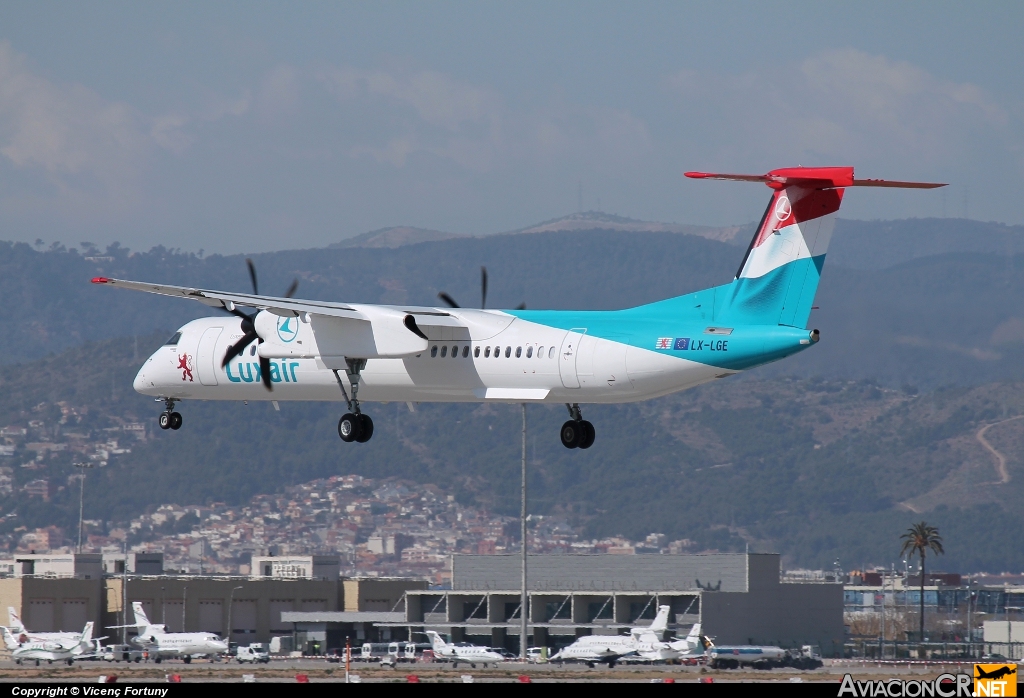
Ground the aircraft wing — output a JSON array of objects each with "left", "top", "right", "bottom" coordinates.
[
  {"left": 91, "top": 277, "right": 362, "bottom": 318},
  {"left": 91, "top": 276, "right": 477, "bottom": 360}
]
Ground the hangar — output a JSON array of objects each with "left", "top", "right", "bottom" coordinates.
[{"left": 399, "top": 553, "right": 844, "bottom": 655}]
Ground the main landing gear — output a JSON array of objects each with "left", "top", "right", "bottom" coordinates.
[
  {"left": 158, "top": 398, "right": 183, "bottom": 430},
  {"left": 560, "top": 403, "right": 595, "bottom": 449},
  {"left": 333, "top": 359, "right": 374, "bottom": 444}
]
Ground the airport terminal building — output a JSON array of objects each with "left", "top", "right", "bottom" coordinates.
[
  {"left": 399, "top": 552, "right": 845, "bottom": 655},
  {"left": 0, "top": 551, "right": 844, "bottom": 655}
]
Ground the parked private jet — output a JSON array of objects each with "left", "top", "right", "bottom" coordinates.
[
  {"left": 127, "top": 602, "right": 228, "bottom": 663},
  {"left": 3, "top": 607, "right": 83, "bottom": 648},
  {"left": 8, "top": 622, "right": 95, "bottom": 666},
  {"left": 424, "top": 631, "right": 505, "bottom": 668},
  {"left": 550, "top": 605, "right": 679, "bottom": 666},
  {"left": 93, "top": 167, "right": 942, "bottom": 447}
]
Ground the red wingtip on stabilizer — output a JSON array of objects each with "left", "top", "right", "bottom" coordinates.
[
  {"left": 91, "top": 277, "right": 110, "bottom": 284},
  {"left": 852, "top": 178, "right": 947, "bottom": 189},
  {"left": 686, "top": 168, "right": 945, "bottom": 190}
]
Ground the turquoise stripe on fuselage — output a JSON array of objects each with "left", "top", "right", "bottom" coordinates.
[{"left": 507, "top": 256, "right": 822, "bottom": 371}]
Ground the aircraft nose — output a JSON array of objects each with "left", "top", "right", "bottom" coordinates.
[{"left": 133, "top": 366, "right": 149, "bottom": 394}]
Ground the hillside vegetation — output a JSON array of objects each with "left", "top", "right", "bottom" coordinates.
[{"left": 3, "top": 335, "right": 1023, "bottom": 572}]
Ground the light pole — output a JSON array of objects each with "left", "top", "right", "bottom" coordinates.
[
  {"left": 1007, "top": 605, "right": 1022, "bottom": 660},
  {"left": 72, "top": 463, "right": 94, "bottom": 553},
  {"left": 226, "top": 585, "right": 243, "bottom": 647},
  {"left": 520, "top": 403, "right": 528, "bottom": 662}
]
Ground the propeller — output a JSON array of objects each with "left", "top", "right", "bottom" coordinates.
[
  {"left": 219, "top": 258, "right": 299, "bottom": 390},
  {"left": 437, "top": 266, "right": 526, "bottom": 310}
]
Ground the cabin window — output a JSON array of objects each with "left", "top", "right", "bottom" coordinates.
[
  {"left": 493, "top": 346, "right": 500, "bottom": 357},
  {"left": 431, "top": 345, "right": 438, "bottom": 357},
  {"left": 164, "top": 332, "right": 182, "bottom": 346},
  {"left": 484, "top": 347, "right": 491, "bottom": 358},
  {"left": 505, "top": 346, "right": 512, "bottom": 358},
  {"left": 440, "top": 345, "right": 448, "bottom": 358},
  {"left": 463, "top": 346, "right": 470, "bottom": 358},
  {"left": 548, "top": 346, "right": 556, "bottom": 359},
  {"left": 537, "top": 346, "right": 544, "bottom": 358},
  {"left": 451, "top": 345, "right": 458, "bottom": 358},
  {"left": 515, "top": 346, "right": 522, "bottom": 358},
  {"left": 526, "top": 346, "right": 533, "bottom": 358},
  {"left": 250, "top": 345, "right": 257, "bottom": 356}
]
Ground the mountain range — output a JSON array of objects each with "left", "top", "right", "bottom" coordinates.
[{"left": 3, "top": 212, "right": 1024, "bottom": 571}]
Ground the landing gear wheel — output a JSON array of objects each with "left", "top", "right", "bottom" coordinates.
[
  {"left": 159, "top": 412, "right": 171, "bottom": 430},
  {"left": 183, "top": 655, "right": 191, "bottom": 664},
  {"left": 169, "top": 412, "right": 183, "bottom": 430},
  {"left": 578, "top": 420, "right": 596, "bottom": 449},
  {"left": 355, "top": 414, "right": 374, "bottom": 443},
  {"left": 560, "top": 420, "right": 582, "bottom": 449},
  {"left": 338, "top": 413, "right": 361, "bottom": 442}
]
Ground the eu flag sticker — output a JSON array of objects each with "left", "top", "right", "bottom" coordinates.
[{"left": 674, "top": 338, "right": 690, "bottom": 350}]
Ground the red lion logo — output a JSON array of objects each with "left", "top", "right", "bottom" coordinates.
[{"left": 178, "top": 354, "right": 194, "bottom": 382}]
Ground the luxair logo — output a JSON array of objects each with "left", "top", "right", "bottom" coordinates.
[
  {"left": 975, "top": 664, "right": 1017, "bottom": 697},
  {"left": 277, "top": 316, "right": 298, "bottom": 343},
  {"left": 177, "top": 353, "right": 194, "bottom": 382}
]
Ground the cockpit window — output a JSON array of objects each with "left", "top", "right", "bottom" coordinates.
[{"left": 164, "top": 332, "right": 182, "bottom": 346}]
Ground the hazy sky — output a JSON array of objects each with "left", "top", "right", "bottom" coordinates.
[{"left": 0, "top": 2, "right": 1021, "bottom": 253}]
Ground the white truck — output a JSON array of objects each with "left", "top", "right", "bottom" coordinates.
[{"left": 236, "top": 643, "right": 270, "bottom": 664}]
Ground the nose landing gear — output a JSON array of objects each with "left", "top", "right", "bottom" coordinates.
[
  {"left": 560, "top": 403, "right": 595, "bottom": 449},
  {"left": 157, "top": 398, "right": 183, "bottom": 430},
  {"left": 333, "top": 359, "right": 374, "bottom": 443}
]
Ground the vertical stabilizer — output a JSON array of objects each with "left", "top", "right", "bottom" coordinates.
[
  {"left": 132, "top": 601, "right": 159, "bottom": 636},
  {"left": 686, "top": 167, "right": 945, "bottom": 329},
  {"left": 425, "top": 630, "right": 447, "bottom": 652},
  {"left": 717, "top": 172, "right": 845, "bottom": 328},
  {"left": 8, "top": 607, "right": 25, "bottom": 634}
]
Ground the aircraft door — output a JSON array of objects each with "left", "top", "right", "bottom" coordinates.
[
  {"left": 558, "top": 329, "right": 586, "bottom": 389},
  {"left": 196, "top": 327, "right": 223, "bottom": 386}
]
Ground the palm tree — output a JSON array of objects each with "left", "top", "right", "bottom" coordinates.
[{"left": 899, "top": 522, "right": 944, "bottom": 643}]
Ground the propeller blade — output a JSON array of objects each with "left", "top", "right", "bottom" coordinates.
[
  {"left": 480, "top": 266, "right": 488, "bottom": 309},
  {"left": 259, "top": 355, "right": 272, "bottom": 390},
  {"left": 437, "top": 292, "right": 460, "bottom": 308},
  {"left": 221, "top": 330, "right": 259, "bottom": 367},
  {"left": 246, "top": 258, "right": 258, "bottom": 295},
  {"left": 283, "top": 279, "right": 299, "bottom": 298},
  {"left": 515, "top": 302, "right": 526, "bottom": 310}
]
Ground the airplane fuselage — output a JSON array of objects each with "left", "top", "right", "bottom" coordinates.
[{"left": 135, "top": 307, "right": 815, "bottom": 406}]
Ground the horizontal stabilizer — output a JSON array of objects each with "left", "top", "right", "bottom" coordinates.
[{"left": 685, "top": 167, "right": 945, "bottom": 190}]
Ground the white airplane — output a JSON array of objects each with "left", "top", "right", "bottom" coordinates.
[
  {"left": 551, "top": 605, "right": 678, "bottom": 667},
  {"left": 92, "top": 167, "right": 942, "bottom": 447},
  {"left": 668, "top": 622, "right": 705, "bottom": 656},
  {"left": 127, "top": 601, "right": 228, "bottom": 663},
  {"left": 3, "top": 607, "right": 83, "bottom": 647},
  {"left": 9, "top": 622, "right": 95, "bottom": 666},
  {"left": 424, "top": 630, "right": 505, "bottom": 668}
]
